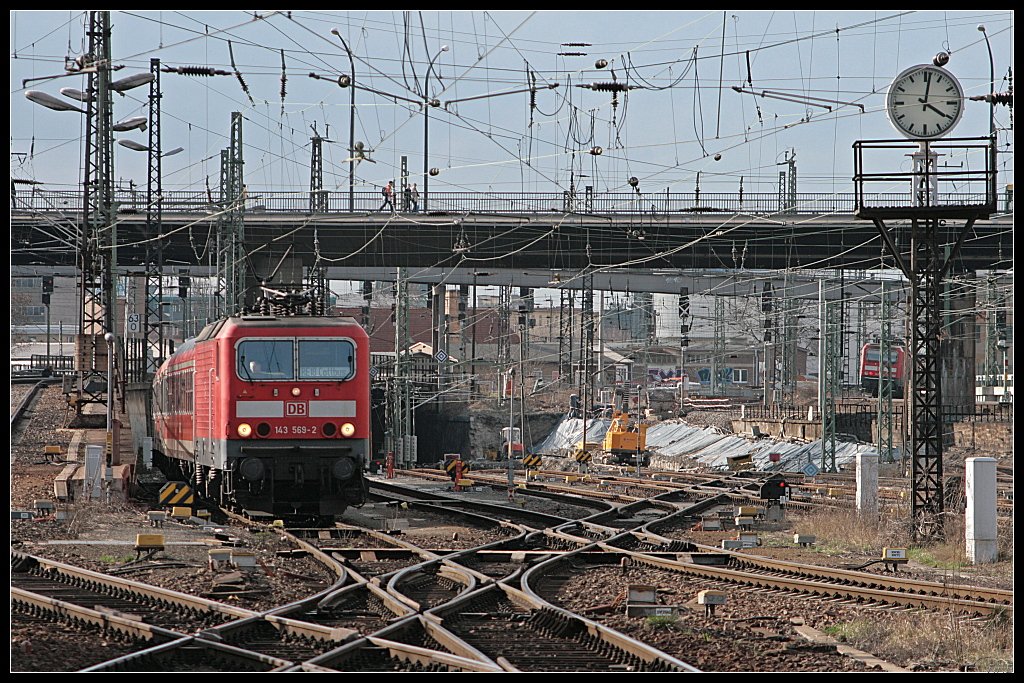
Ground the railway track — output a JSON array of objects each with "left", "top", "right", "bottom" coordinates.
[
  {"left": 593, "top": 542, "right": 1013, "bottom": 617},
  {"left": 11, "top": 551, "right": 254, "bottom": 631},
  {"left": 430, "top": 585, "right": 695, "bottom": 672}
]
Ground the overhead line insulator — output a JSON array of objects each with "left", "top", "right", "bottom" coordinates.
[
  {"left": 577, "top": 81, "right": 636, "bottom": 92},
  {"left": 162, "top": 65, "right": 231, "bottom": 76}
]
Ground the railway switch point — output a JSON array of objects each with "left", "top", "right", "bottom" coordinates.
[{"left": 687, "top": 553, "right": 730, "bottom": 566}]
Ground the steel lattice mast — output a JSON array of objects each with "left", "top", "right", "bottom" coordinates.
[{"left": 76, "top": 10, "right": 115, "bottom": 415}]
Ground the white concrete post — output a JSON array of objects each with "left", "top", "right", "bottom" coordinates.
[
  {"left": 966, "top": 457, "right": 998, "bottom": 564},
  {"left": 855, "top": 452, "right": 878, "bottom": 516},
  {"left": 84, "top": 445, "right": 104, "bottom": 500}
]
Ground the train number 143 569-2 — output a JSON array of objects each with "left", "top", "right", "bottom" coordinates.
[{"left": 274, "top": 425, "right": 317, "bottom": 435}]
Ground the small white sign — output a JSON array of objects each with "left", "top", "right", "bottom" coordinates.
[{"left": 126, "top": 313, "right": 142, "bottom": 336}]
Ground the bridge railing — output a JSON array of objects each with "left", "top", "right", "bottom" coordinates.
[{"left": 12, "top": 187, "right": 1013, "bottom": 217}]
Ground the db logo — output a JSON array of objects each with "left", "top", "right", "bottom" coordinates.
[{"left": 285, "top": 401, "right": 307, "bottom": 417}]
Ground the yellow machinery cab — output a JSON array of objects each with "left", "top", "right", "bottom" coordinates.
[{"left": 603, "top": 411, "right": 648, "bottom": 455}]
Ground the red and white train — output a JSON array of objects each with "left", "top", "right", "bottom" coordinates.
[
  {"left": 153, "top": 314, "right": 370, "bottom": 520},
  {"left": 859, "top": 342, "right": 907, "bottom": 398}
]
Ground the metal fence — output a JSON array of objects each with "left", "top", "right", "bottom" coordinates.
[
  {"left": 742, "top": 403, "right": 1012, "bottom": 424},
  {"left": 12, "top": 188, "right": 1014, "bottom": 217}
]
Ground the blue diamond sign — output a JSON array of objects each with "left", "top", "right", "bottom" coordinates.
[
  {"left": 801, "top": 462, "right": 820, "bottom": 477},
  {"left": 369, "top": 366, "right": 379, "bottom": 379},
  {"left": 434, "top": 350, "right": 449, "bottom": 363}
]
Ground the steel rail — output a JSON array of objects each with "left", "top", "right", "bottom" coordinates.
[
  {"left": 12, "top": 551, "right": 258, "bottom": 621},
  {"left": 12, "top": 585, "right": 186, "bottom": 643},
  {"left": 594, "top": 542, "right": 1011, "bottom": 617}
]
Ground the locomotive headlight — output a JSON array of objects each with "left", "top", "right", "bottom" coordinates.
[
  {"left": 291, "top": 387, "right": 301, "bottom": 396},
  {"left": 237, "top": 423, "right": 253, "bottom": 437},
  {"left": 340, "top": 422, "right": 356, "bottom": 437}
]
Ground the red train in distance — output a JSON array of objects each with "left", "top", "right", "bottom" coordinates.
[
  {"left": 152, "top": 314, "right": 370, "bottom": 521},
  {"left": 859, "top": 342, "right": 906, "bottom": 398}
]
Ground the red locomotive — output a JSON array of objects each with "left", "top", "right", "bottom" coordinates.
[
  {"left": 859, "top": 342, "right": 906, "bottom": 398},
  {"left": 153, "top": 314, "right": 370, "bottom": 521}
]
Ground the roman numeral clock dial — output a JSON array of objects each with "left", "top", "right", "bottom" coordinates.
[{"left": 886, "top": 64, "right": 964, "bottom": 140}]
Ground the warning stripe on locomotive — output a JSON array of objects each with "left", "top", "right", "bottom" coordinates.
[{"left": 159, "top": 482, "right": 195, "bottom": 506}]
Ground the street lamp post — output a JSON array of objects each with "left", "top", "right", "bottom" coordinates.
[
  {"left": 104, "top": 332, "right": 118, "bottom": 465},
  {"left": 423, "top": 45, "right": 448, "bottom": 213},
  {"left": 331, "top": 28, "right": 356, "bottom": 213},
  {"left": 997, "top": 338, "right": 1010, "bottom": 404},
  {"left": 978, "top": 25, "right": 997, "bottom": 202}
]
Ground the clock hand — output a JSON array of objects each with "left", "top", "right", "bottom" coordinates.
[
  {"left": 923, "top": 102, "right": 950, "bottom": 118},
  {"left": 921, "top": 74, "right": 932, "bottom": 109}
]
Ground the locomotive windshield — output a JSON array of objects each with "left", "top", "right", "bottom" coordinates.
[
  {"left": 865, "top": 348, "right": 900, "bottom": 363},
  {"left": 298, "top": 339, "right": 355, "bottom": 380},
  {"left": 238, "top": 339, "right": 294, "bottom": 379}
]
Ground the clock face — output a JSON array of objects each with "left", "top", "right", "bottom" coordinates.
[{"left": 886, "top": 65, "right": 964, "bottom": 140}]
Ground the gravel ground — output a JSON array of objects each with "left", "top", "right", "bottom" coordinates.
[
  {"left": 347, "top": 502, "right": 513, "bottom": 550},
  {"left": 550, "top": 564, "right": 872, "bottom": 672},
  {"left": 10, "top": 384, "right": 34, "bottom": 416},
  {"left": 549, "top": 562, "right": 1011, "bottom": 672},
  {"left": 11, "top": 612, "right": 142, "bottom": 672},
  {"left": 17, "top": 507, "right": 340, "bottom": 613},
  {"left": 11, "top": 386, "right": 77, "bottom": 510}
]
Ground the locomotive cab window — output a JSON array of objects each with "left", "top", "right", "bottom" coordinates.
[
  {"left": 299, "top": 339, "right": 355, "bottom": 380},
  {"left": 238, "top": 339, "right": 294, "bottom": 380},
  {"left": 866, "top": 349, "right": 900, "bottom": 363}
]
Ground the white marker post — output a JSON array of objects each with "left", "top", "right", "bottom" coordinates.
[
  {"left": 966, "top": 457, "right": 998, "bottom": 564},
  {"left": 856, "top": 452, "right": 879, "bottom": 517}
]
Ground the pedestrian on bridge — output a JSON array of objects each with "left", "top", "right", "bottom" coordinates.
[
  {"left": 410, "top": 183, "right": 419, "bottom": 212},
  {"left": 379, "top": 181, "right": 395, "bottom": 212}
]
